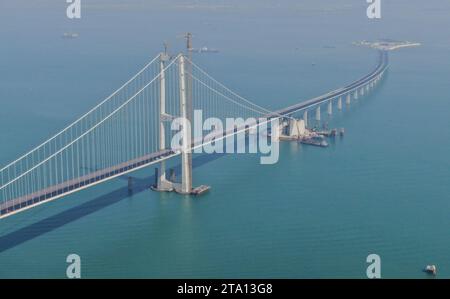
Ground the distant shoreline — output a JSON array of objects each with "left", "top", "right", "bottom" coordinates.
[{"left": 354, "top": 40, "right": 421, "bottom": 51}]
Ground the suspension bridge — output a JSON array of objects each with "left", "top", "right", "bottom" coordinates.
[{"left": 0, "top": 49, "right": 388, "bottom": 220}]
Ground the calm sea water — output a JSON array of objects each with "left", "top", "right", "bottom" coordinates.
[{"left": 0, "top": 0, "right": 449, "bottom": 278}]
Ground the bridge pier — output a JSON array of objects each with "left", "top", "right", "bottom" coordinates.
[
  {"left": 338, "top": 97, "right": 342, "bottom": 110},
  {"left": 327, "top": 100, "right": 332, "bottom": 115},
  {"left": 303, "top": 110, "right": 308, "bottom": 127},
  {"left": 178, "top": 55, "right": 193, "bottom": 194},
  {"left": 153, "top": 52, "right": 175, "bottom": 192},
  {"left": 360, "top": 87, "right": 364, "bottom": 96},
  {"left": 346, "top": 94, "right": 351, "bottom": 105},
  {"left": 316, "top": 106, "right": 321, "bottom": 122},
  {"left": 354, "top": 90, "right": 359, "bottom": 100}
]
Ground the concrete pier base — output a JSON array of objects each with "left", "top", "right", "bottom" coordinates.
[{"left": 152, "top": 167, "right": 175, "bottom": 192}]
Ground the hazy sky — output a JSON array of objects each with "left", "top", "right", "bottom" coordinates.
[{"left": 2, "top": 0, "right": 449, "bottom": 45}]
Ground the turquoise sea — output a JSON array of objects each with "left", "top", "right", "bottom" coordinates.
[{"left": 0, "top": 0, "right": 449, "bottom": 278}]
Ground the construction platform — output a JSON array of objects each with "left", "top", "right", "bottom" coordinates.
[
  {"left": 151, "top": 184, "right": 210, "bottom": 196},
  {"left": 189, "top": 185, "right": 211, "bottom": 195}
]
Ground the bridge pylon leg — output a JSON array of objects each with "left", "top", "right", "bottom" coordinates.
[
  {"left": 152, "top": 52, "right": 174, "bottom": 192},
  {"left": 178, "top": 55, "right": 193, "bottom": 194},
  {"left": 176, "top": 55, "right": 210, "bottom": 196}
]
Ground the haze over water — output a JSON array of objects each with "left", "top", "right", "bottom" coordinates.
[{"left": 0, "top": 0, "right": 449, "bottom": 278}]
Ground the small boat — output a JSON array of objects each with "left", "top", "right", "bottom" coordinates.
[
  {"left": 191, "top": 47, "right": 219, "bottom": 53},
  {"left": 62, "top": 32, "right": 79, "bottom": 39},
  {"left": 424, "top": 265, "right": 437, "bottom": 275}
]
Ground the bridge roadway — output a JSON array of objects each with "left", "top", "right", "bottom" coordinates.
[
  {"left": 268, "top": 50, "right": 388, "bottom": 117},
  {"left": 0, "top": 50, "right": 389, "bottom": 219}
]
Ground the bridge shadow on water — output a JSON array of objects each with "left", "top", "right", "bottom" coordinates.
[{"left": 0, "top": 153, "right": 225, "bottom": 253}]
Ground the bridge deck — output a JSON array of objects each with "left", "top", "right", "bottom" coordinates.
[
  {"left": 269, "top": 50, "right": 388, "bottom": 117},
  {"left": 0, "top": 149, "right": 176, "bottom": 217}
]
